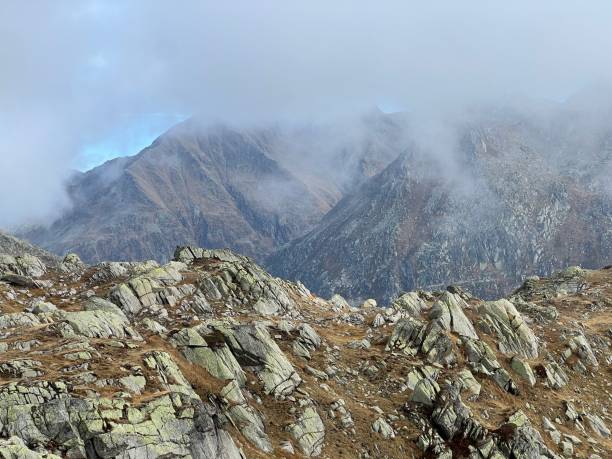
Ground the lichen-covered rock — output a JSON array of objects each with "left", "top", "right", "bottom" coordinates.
[
  {"left": 84, "top": 296, "right": 128, "bottom": 319},
  {"left": 477, "top": 299, "right": 539, "bottom": 358},
  {"left": 420, "top": 321, "right": 456, "bottom": 366},
  {"left": 386, "top": 317, "right": 426, "bottom": 355},
  {"left": 542, "top": 362, "right": 569, "bottom": 389},
  {"left": 563, "top": 334, "right": 598, "bottom": 370},
  {"left": 215, "top": 323, "right": 301, "bottom": 396},
  {"left": 177, "top": 247, "right": 295, "bottom": 316},
  {"left": 292, "top": 323, "right": 322, "bottom": 359},
  {"left": 329, "top": 399, "right": 354, "bottom": 429},
  {"left": 406, "top": 366, "right": 439, "bottom": 391},
  {"left": 510, "top": 356, "right": 536, "bottom": 386},
  {"left": 219, "top": 380, "right": 272, "bottom": 452},
  {"left": 0, "top": 381, "right": 243, "bottom": 459},
  {"left": 463, "top": 337, "right": 519, "bottom": 394},
  {"left": 430, "top": 382, "right": 486, "bottom": 442},
  {"left": 0, "top": 312, "right": 41, "bottom": 330},
  {"left": 288, "top": 405, "right": 325, "bottom": 457},
  {"left": 172, "top": 327, "right": 246, "bottom": 386},
  {"left": 372, "top": 417, "right": 395, "bottom": 439},
  {"left": 386, "top": 317, "right": 455, "bottom": 365},
  {"left": 0, "top": 254, "right": 46, "bottom": 278},
  {"left": 456, "top": 369, "right": 481, "bottom": 397},
  {"left": 329, "top": 294, "right": 351, "bottom": 311},
  {"left": 429, "top": 292, "right": 478, "bottom": 339},
  {"left": 55, "top": 310, "right": 141, "bottom": 340},
  {"left": 143, "top": 351, "right": 198, "bottom": 398},
  {"left": 411, "top": 377, "right": 441, "bottom": 407},
  {"left": 497, "top": 410, "right": 557, "bottom": 458},
  {"left": 108, "top": 262, "right": 185, "bottom": 315},
  {"left": 391, "top": 291, "right": 427, "bottom": 316},
  {"left": 584, "top": 413, "right": 610, "bottom": 438},
  {"left": 0, "top": 436, "right": 61, "bottom": 458},
  {"left": 59, "top": 253, "right": 85, "bottom": 275}
]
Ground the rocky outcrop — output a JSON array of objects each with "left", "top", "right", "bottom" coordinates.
[
  {"left": 288, "top": 404, "right": 325, "bottom": 457},
  {"left": 0, "top": 254, "right": 47, "bottom": 278},
  {"left": 0, "top": 245, "right": 610, "bottom": 458},
  {"left": 55, "top": 310, "right": 142, "bottom": 340},
  {"left": 429, "top": 292, "right": 478, "bottom": 339},
  {"left": 108, "top": 262, "right": 185, "bottom": 316},
  {"left": 215, "top": 323, "right": 302, "bottom": 397},
  {"left": 477, "top": 299, "right": 539, "bottom": 358},
  {"left": 177, "top": 247, "right": 296, "bottom": 317}
]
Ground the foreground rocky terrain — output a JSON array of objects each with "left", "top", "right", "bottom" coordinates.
[{"left": 0, "top": 243, "right": 610, "bottom": 458}]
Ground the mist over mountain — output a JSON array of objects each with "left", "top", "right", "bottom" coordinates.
[
  {"left": 19, "top": 95, "right": 612, "bottom": 302},
  {"left": 268, "top": 101, "right": 612, "bottom": 301},
  {"left": 21, "top": 113, "right": 406, "bottom": 263}
]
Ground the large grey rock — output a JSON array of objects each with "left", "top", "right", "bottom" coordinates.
[
  {"left": 0, "top": 313, "right": 41, "bottom": 330},
  {"left": 215, "top": 323, "right": 302, "bottom": 396},
  {"left": 563, "top": 334, "right": 598, "bottom": 370},
  {"left": 84, "top": 296, "right": 128, "bottom": 320},
  {"left": 372, "top": 417, "right": 395, "bottom": 439},
  {"left": 386, "top": 316, "right": 455, "bottom": 365},
  {"left": 585, "top": 413, "right": 610, "bottom": 438},
  {"left": 463, "top": 337, "right": 519, "bottom": 394},
  {"left": 55, "top": 310, "right": 141, "bottom": 340},
  {"left": 411, "top": 377, "right": 441, "bottom": 407},
  {"left": 172, "top": 327, "right": 246, "bottom": 386},
  {"left": 0, "top": 381, "right": 244, "bottom": 459},
  {"left": 391, "top": 291, "right": 427, "bottom": 316},
  {"left": 0, "top": 436, "right": 60, "bottom": 458},
  {"left": 429, "top": 292, "right": 478, "bottom": 339},
  {"left": 219, "top": 380, "right": 272, "bottom": 452},
  {"left": 288, "top": 405, "right": 325, "bottom": 457},
  {"left": 108, "top": 262, "right": 184, "bottom": 315},
  {"left": 385, "top": 317, "right": 426, "bottom": 355},
  {"left": 0, "top": 254, "right": 46, "bottom": 278},
  {"left": 293, "top": 323, "right": 322, "bottom": 360},
  {"left": 510, "top": 356, "right": 536, "bottom": 386},
  {"left": 178, "top": 247, "right": 295, "bottom": 316},
  {"left": 477, "top": 299, "right": 539, "bottom": 359},
  {"left": 542, "top": 362, "right": 569, "bottom": 389}
]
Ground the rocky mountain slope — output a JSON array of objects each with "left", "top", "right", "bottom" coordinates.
[
  {"left": 268, "top": 108, "right": 612, "bottom": 302},
  {"left": 0, "top": 243, "right": 610, "bottom": 458},
  {"left": 23, "top": 113, "right": 405, "bottom": 264}
]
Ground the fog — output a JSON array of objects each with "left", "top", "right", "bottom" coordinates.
[{"left": 2, "top": 1, "right": 612, "bottom": 227}]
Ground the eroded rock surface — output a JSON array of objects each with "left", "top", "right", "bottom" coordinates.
[{"left": 0, "top": 247, "right": 610, "bottom": 458}]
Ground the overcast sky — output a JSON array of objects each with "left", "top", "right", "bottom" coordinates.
[{"left": 2, "top": 1, "right": 612, "bottom": 227}]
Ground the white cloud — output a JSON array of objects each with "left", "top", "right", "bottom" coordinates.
[{"left": 2, "top": 0, "right": 612, "bottom": 227}]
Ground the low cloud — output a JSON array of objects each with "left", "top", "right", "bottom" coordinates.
[{"left": 2, "top": 1, "right": 612, "bottom": 227}]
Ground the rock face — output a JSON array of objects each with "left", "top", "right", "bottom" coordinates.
[
  {"left": 477, "top": 299, "right": 539, "bottom": 358},
  {"left": 0, "top": 245, "right": 611, "bottom": 458},
  {"left": 0, "top": 231, "right": 59, "bottom": 267}
]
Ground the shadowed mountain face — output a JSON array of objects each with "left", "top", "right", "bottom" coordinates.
[
  {"left": 22, "top": 114, "right": 405, "bottom": 264},
  {"left": 268, "top": 109, "right": 612, "bottom": 302}
]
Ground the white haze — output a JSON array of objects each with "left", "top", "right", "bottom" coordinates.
[{"left": 2, "top": 1, "right": 612, "bottom": 227}]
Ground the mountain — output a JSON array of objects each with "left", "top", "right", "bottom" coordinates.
[
  {"left": 0, "top": 243, "right": 610, "bottom": 457},
  {"left": 20, "top": 101, "right": 612, "bottom": 302},
  {"left": 22, "top": 113, "right": 405, "bottom": 264},
  {"left": 268, "top": 106, "right": 612, "bottom": 302}
]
